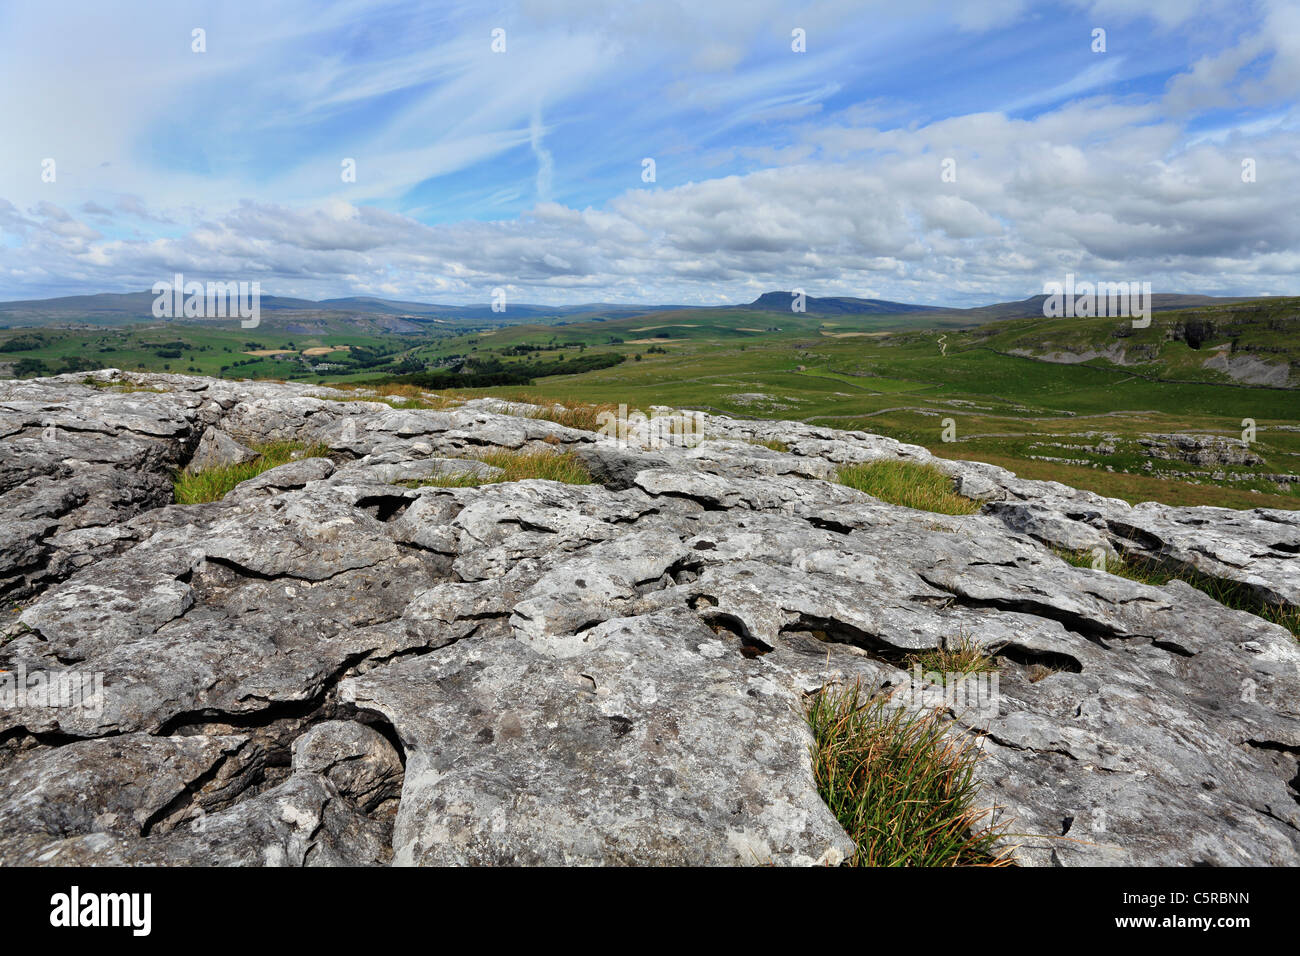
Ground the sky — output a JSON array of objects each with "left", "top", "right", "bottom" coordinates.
[{"left": 0, "top": 0, "right": 1297, "bottom": 307}]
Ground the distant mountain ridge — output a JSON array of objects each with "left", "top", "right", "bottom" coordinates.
[
  {"left": 0, "top": 291, "right": 660, "bottom": 319},
  {"left": 744, "top": 292, "right": 947, "bottom": 315},
  {"left": 0, "top": 287, "right": 1278, "bottom": 330},
  {"left": 0, "top": 290, "right": 696, "bottom": 330}
]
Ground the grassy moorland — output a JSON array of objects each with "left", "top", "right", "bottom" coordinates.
[
  {"left": 418, "top": 303, "right": 1300, "bottom": 510},
  {"left": 837, "top": 460, "right": 981, "bottom": 515},
  {"left": 7, "top": 296, "right": 1298, "bottom": 510},
  {"left": 0, "top": 324, "right": 415, "bottom": 382}
]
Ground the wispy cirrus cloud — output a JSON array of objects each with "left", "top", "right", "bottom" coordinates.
[{"left": 0, "top": 0, "right": 1296, "bottom": 303}]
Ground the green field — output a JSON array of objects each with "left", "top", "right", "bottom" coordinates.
[
  {"left": 3, "top": 297, "right": 1297, "bottom": 509},
  {"left": 0, "top": 324, "right": 430, "bottom": 383}
]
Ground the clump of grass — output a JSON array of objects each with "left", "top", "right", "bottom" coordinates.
[
  {"left": 837, "top": 460, "right": 981, "bottom": 515},
  {"left": 174, "top": 440, "right": 331, "bottom": 504},
  {"left": 523, "top": 401, "right": 618, "bottom": 432},
  {"left": 806, "top": 680, "right": 1011, "bottom": 867},
  {"left": 401, "top": 448, "right": 594, "bottom": 489},
  {"left": 487, "top": 392, "right": 619, "bottom": 433},
  {"left": 748, "top": 437, "right": 791, "bottom": 453},
  {"left": 1055, "top": 548, "right": 1104, "bottom": 571},
  {"left": 1025, "top": 663, "right": 1061, "bottom": 683},
  {"left": 1057, "top": 548, "right": 1300, "bottom": 639},
  {"left": 321, "top": 383, "right": 463, "bottom": 410},
  {"left": 909, "top": 635, "right": 998, "bottom": 676}
]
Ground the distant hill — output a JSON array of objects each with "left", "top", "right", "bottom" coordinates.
[
  {"left": 961, "top": 295, "right": 1300, "bottom": 387},
  {"left": 0, "top": 290, "right": 685, "bottom": 329},
  {"left": 954, "top": 293, "right": 1259, "bottom": 322},
  {"left": 315, "top": 297, "right": 680, "bottom": 321},
  {"left": 0, "top": 287, "right": 1281, "bottom": 332},
  {"left": 745, "top": 292, "right": 948, "bottom": 315},
  {"left": 0, "top": 291, "right": 337, "bottom": 320},
  {"left": 719, "top": 290, "right": 1260, "bottom": 319}
]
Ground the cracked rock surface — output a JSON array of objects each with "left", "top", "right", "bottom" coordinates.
[{"left": 1, "top": 369, "right": 1298, "bottom": 866}]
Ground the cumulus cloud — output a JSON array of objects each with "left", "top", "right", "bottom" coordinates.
[
  {"left": 0, "top": 0, "right": 1296, "bottom": 303},
  {"left": 5, "top": 93, "right": 1296, "bottom": 305}
]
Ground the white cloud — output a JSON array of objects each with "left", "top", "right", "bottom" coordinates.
[
  {"left": 0, "top": 0, "right": 1297, "bottom": 305},
  {"left": 4, "top": 91, "right": 1296, "bottom": 306},
  {"left": 529, "top": 108, "right": 555, "bottom": 202}
]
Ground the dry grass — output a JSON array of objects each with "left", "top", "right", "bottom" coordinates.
[
  {"left": 837, "top": 460, "right": 981, "bottom": 515},
  {"left": 806, "top": 679, "right": 1012, "bottom": 867},
  {"left": 1025, "top": 663, "right": 1062, "bottom": 683},
  {"left": 748, "top": 437, "right": 792, "bottom": 453},
  {"left": 321, "top": 382, "right": 465, "bottom": 410},
  {"left": 909, "top": 635, "right": 998, "bottom": 676},
  {"left": 400, "top": 448, "right": 594, "bottom": 488},
  {"left": 174, "top": 440, "right": 331, "bottom": 504},
  {"left": 434, "top": 391, "right": 619, "bottom": 432},
  {"left": 521, "top": 400, "right": 619, "bottom": 433}
]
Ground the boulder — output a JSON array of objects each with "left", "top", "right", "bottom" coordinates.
[{"left": 184, "top": 427, "right": 259, "bottom": 474}]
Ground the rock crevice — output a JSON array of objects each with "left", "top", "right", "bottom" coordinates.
[{"left": 1, "top": 370, "right": 1297, "bottom": 866}]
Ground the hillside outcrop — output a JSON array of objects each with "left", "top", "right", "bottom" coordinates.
[{"left": 1, "top": 370, "right": 1297, "bottom": 866}]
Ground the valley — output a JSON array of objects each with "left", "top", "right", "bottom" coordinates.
[{"left": 3, "top": 293, "right": 1297, "bottom": 510}]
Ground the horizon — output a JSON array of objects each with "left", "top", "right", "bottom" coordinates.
[
  {"left": 0, "top": 284, "right": 1274, "bottom": 314},
  {"left": 2, "top": 1, "right": 1298, "bottom": 306}
]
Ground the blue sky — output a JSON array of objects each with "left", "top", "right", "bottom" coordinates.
[{"left": 1, "top": 0, "right": 1297, "bottom": 305}]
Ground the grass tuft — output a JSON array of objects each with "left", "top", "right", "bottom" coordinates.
[
  {"left": 1025, "top": 663, "right": 1061, "bottom": 683},
  {"left": 806, "top": 679, "right": 1011, "bottom": 867},
  {"left": 909, "top": 634, "right": 998, "bottom": 676},
  {"left": 400, "top": 448, "right": 594, "bottom": 488},
  {"left": 836, "top": 460, "right": 981, "bottom": 515},
  {"left": 748, "top": 437, "right": 792, "bottom": 453},
  {"left": 1058, "top": 548, "right": 1300, "bottom": 639},
  {"left": 321, "top": 383, "right": 464, "bottom": 410},
  {"left": 522, "top": 400, "right": 619, "bottom": 432},
  {"left": 174, "top": 440, "right": 330, "bottom": 504}
]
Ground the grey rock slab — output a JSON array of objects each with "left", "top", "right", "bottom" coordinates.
[
  {"left": 337, "top": 456, "right": 501, "bottom": 486},
  {"left": 0, "top": 371, "right": 1296, "bottom": 867},
  {"left": 343, "top": 612, "right": 867, "bottom": 866},
  {"left": 1106, "top": 503, "right": 1300, "bottom": 606},
  {"left": 634, "top": 467, "right": 867, "bottom": 513},
  {"left": 292, "top": 720, "right": 404, "bottom": 814},
  {"left": 13, "top": 773, "right": 392, "bottom": 866},
  {"left": 185, "top": 427, "right": 259, "bottom": 473},
  {"left": 0, "top": 733, "right": 256, "bottom": 855}
]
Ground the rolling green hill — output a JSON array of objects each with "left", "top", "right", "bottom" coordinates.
[
  {"left": 366, "top": 297, "right": 1300, "bottom": 511},
  {"left": 961, "top": 297, "right": 1300, "bottom": 387},
  {"left": 3, "top": 292, "right": 1296, "bottom": 511}
]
